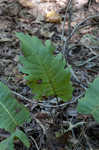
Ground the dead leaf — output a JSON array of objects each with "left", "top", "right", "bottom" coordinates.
[
  {"left": 0, "top": 38, "right": 12, "bottom": 42},
  {"left": 18, "top": 0, "right": 36, "bottom": 8},
  {"left": 40, "top": 29, "right": 54, "bottom": 38},
  {"left": 45, "top": 10, "right": 61, "bottom": 23},
  {"left": 35, "top": 112, "right": 49, "bottom": 120}
]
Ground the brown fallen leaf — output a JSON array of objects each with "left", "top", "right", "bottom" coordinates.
[
  {"left": 18, "top": 0, "right": 36, "bottom": 8},
  {"left": 35, "top": 112, "right": 50, "bottom": 120},
  {"left": 45, "top": 10, "right": 61, "bottom": 23}
]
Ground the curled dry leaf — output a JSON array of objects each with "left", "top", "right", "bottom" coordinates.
[{"left": 45, "top": 10, "right": 61, "bottom": 23}]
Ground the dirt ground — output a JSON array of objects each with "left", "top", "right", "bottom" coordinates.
[{"left": 0, "top": 0, "right": 99, "bottom": 149}]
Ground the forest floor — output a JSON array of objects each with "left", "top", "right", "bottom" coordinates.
[{"left": 0, "top": 0, "right": 99, "bottom": 149}]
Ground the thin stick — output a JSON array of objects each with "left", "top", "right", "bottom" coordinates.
[
  {"left": 65, "top": 121, "right": 85, "bottom": 132},
  {"left": 61, "top": 0, "right": 72, "bottom": 43},
  {"left": 30, "top": 136, "right": 40, "bottom": 150},
  {"left": 12, "top": 90, "right": 84, "bottom": 108},
  {"left": 84, "top": 133, "right": 93, "bottom": 150},
  {"left": 33, "top": 117, "right": 46, "bottom": 135},
  {"left": 66, "top": 14, "right": 99, "bottom": 42},
  {"left": 61, "top": 0, "right": 73, "bottom": 57},
  {"left": 12, "top": 90, "right": 34, "bottom": 103},
  {"left": 78, "top": 55, "right": 99, "bottom": 66}
]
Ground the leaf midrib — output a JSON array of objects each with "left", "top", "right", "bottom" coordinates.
[
  {"left": 0, "top": 101, "right": 17, "bottom": 127},
  {"left": 30, "top": 48, "right": 57, "bottom": 96}
]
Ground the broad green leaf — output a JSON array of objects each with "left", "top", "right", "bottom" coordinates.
[
  {"left": 45, "top": 40, "right": 56, "bottom": 54},
  {"left": 13, "top": 129, "right": 30, "bottom": 148},
  {"left": 0, "top": 82, "right": 31, "bottom": 133},
  {"left": 0, "top": 129, "right": 30, "bottom": 150},
  {"left": 77, "top": 77, "right": 99, "bottom": 122},
  {"left": 16, "top": 33, "right": 73, "bottom": 101},
  {"left": 0, "top": 135, "right": 14, "bottom": 150}
]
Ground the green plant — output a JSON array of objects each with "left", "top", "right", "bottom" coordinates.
[
  {"left": 0, "top": 33, "right": 73, "bottom": 149},
  {"left": 77, "top": 77, "right": 99, "bottom": 122},
  {"left": 0, "top": 82, "right": 31, "bottom": 149},
  {"left": 0, "top": 32, "right": 99, "bottom": 149},
  {"left": 0, "top": 129, "right": 30, "bottom": 150},
  {"left": 16, "top": 32, "right": 73, "bottom": 101}
]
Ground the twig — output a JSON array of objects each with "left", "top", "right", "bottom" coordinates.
[
  {"left": 69, "top": 65, "right": 87, "bottom": 90},
  {"left": 63, "top": 121, "right": 86, "bottom": 132},
  {"left": 33, "top": 117, "right": 46, "bottom": 135},
  {"left": 11, "top": 90, "right": 34, "bottom": 103},
  {"left": 61, "top": 0, "right": 72, "bottom": 43},
  {"left": 78, "top": 55, "right": 99, "bottom": 66},
  {"left": 73, "top": 125, "right": 86, "bottom": 150},
  {"left": 66, "top": 14, "right": 99, "bottom": 42},
  {"left": 68, "top": 2, "right": 72, "bottom": 36},
  {"left": 62, "top": 15, "right": 99, "bottom": 57},
  {"left": 84, "top": 133, "right": 93, "bottom": 150},
  {"left": 61, "top": 0, "right": 72, "bottom": 58},
  {"left": 12, "top": 90, "right": 84, "bottom": 108},
  {"left": 30, "top": 136, "right": 40, "bottom": 150}
]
